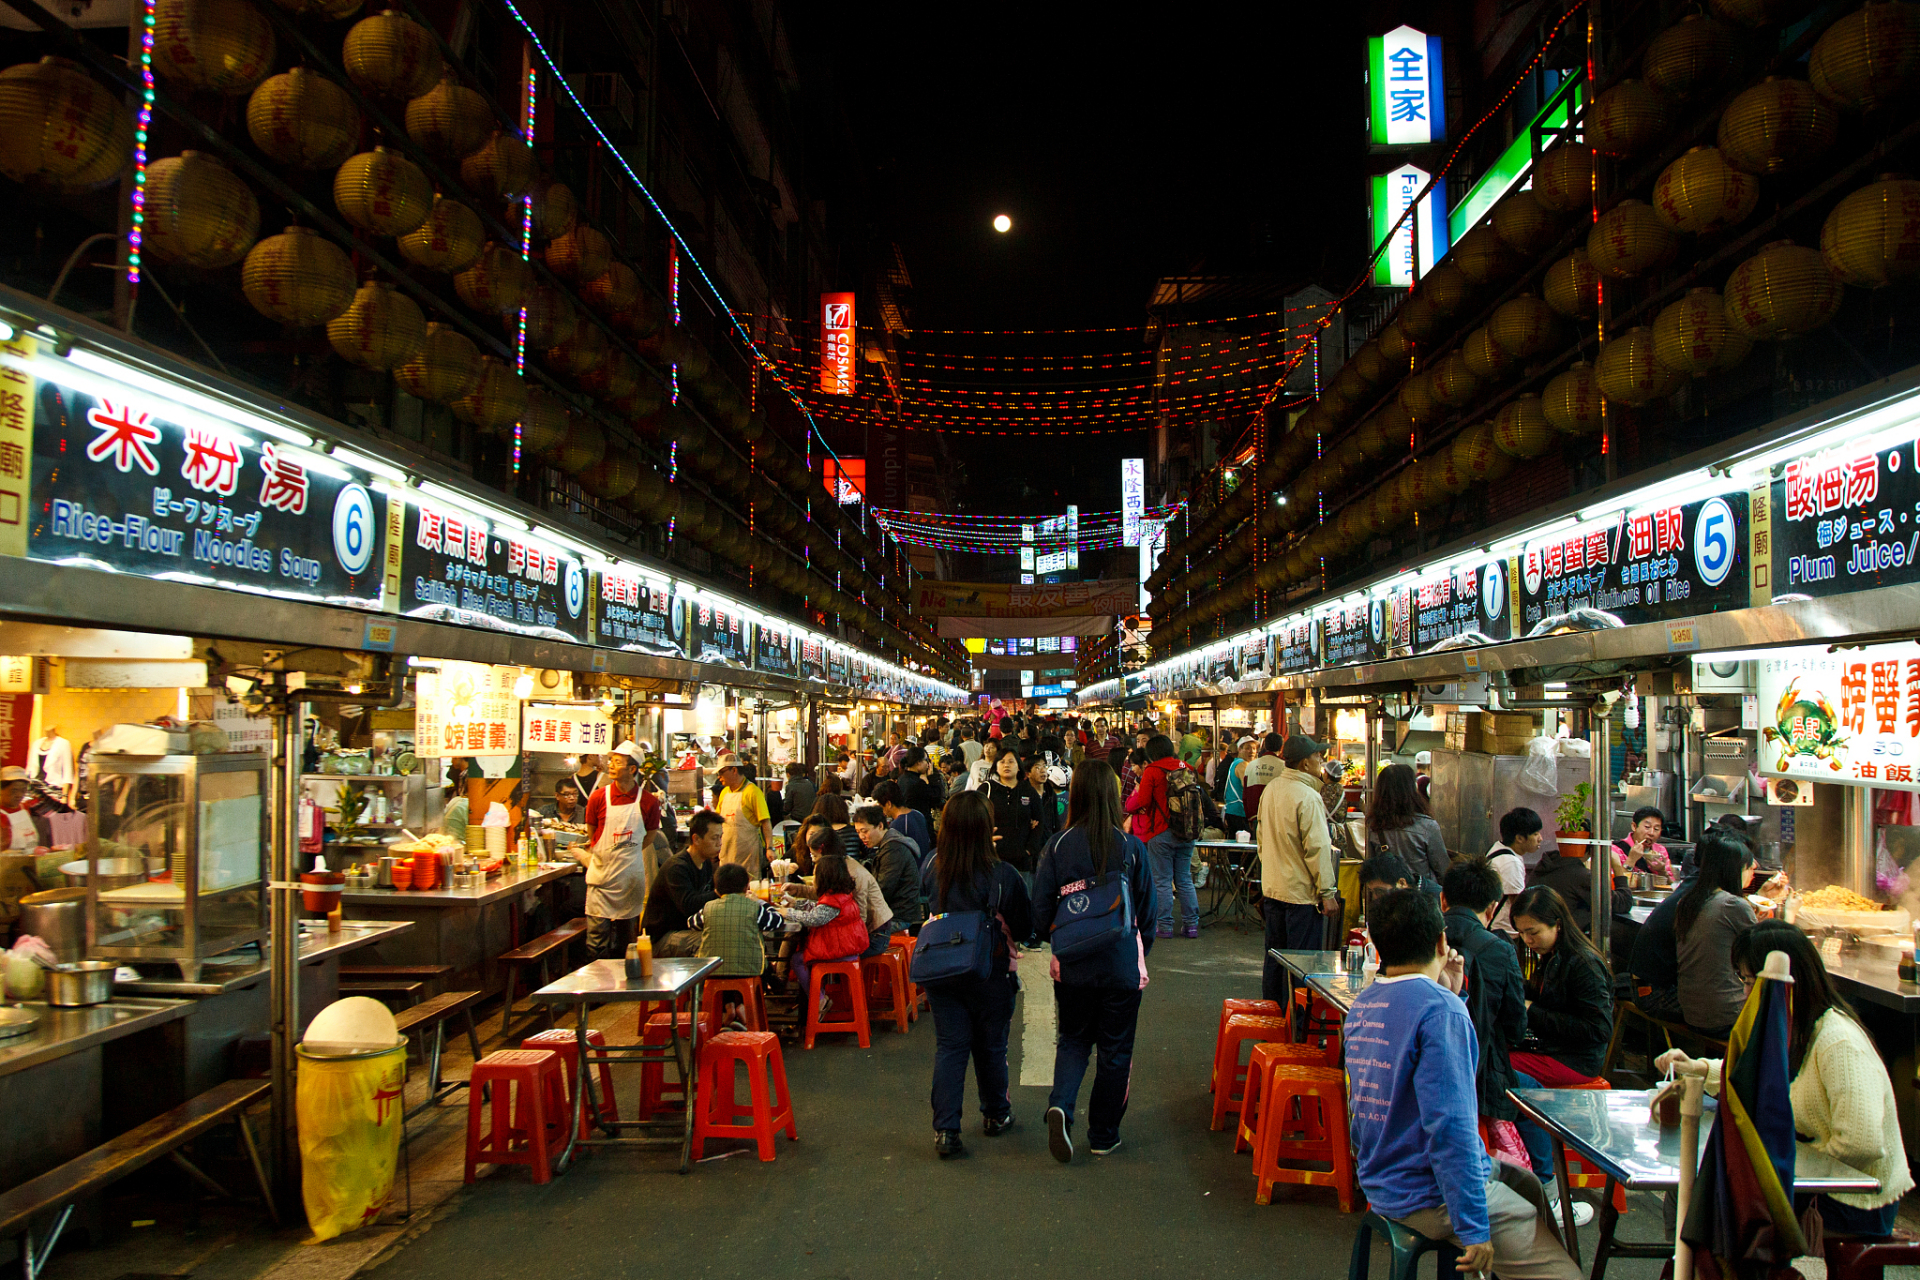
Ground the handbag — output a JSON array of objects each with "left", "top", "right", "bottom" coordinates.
[
  {"left": 910, "top": 874, "right": 1003, "bottom": 986},
  {"left": 1049, "top": 836, "right": 1135, "bottom": 960}
]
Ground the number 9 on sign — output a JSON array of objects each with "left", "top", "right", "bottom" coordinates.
[
  {"left": 333, "top": 483, "right": 376, "bottom": 575},
  {"left": 1693, "top": 497, "right": 1735, "bottom": 588}
]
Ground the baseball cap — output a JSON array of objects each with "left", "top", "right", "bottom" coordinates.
[
  {"left": 1281, "top": 734, "right": 1331, "bottom": 764},
  {"left": 1415, "top": 750, "right": 1432, "bottom": 766},
  {"left": 608, "top": 741, "right": 645, "bottom": 765}
]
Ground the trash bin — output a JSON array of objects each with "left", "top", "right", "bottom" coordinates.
[{"left": 296, "top": 997, "right": 406, "bottom": 1242}]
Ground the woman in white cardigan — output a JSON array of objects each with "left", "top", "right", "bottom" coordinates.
[{"left": 1659, "top": 921, "right": 1915, "bottom": 1238}]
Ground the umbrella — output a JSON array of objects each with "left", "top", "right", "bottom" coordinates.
[{"left": 1679, "top": 949, "right": 1809, "bottom": 1280}]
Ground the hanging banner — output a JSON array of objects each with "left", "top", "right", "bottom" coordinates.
[
  {"left": 1769, "top": 438, "right": 1920, "bottom": 602},
  {"left": 820, "top": 292, "right": 856, "bottom": 396},
  {"left": 0, "top": 333, "right": 33, "bottom": 560},
  {"left": 1368, "top": 25, "right": 1446, "bottom": 147},
  {"left": 869, "top": 423, "right": 908, "bottom": 507},
  {"left": 413, "top": 663, "right": 519, "bottom": 758},
  {"left": 1518, "top": 492, "right": 1747, "bottom": 635},
  {"left": 594, "top": 568, "right": 684, "bottom": 656},
  {"left": 1404, "top": 561, "right": 1511, "bottom": 653},
  {"left": 754, "top": 621, "right": 798, "bottom": 679},
  {"left": 24, "top": 379, "right": 386, "bottom": 607},
  {"left": 521, "top": 703, "right": 614, "bottom": 754},
  {"left": 0, "top": 693, "right": 31, "bottom": 767},
  {"left": 397, "top": 499, "right": 589, "bottom": 643},
  {"left": 684, "top": 595, "right": 752, "bottom": 667},
  {"left": 1755, "top": 640, "right": 1920, "bottom": 791}
]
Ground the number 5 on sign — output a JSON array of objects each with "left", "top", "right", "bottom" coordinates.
[{"left": 1694, "top": 497, "right": 1735, "bottom": 587}]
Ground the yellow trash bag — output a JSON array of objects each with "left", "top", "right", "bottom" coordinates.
[{"left": 296, "top": 1043, "right": 406, "bottom": 1242}]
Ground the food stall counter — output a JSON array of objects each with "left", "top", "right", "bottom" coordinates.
[
  {"left": 340, "top": 861, "right": 578, "bottom": 908},
  {"left": 340, "top": 863, "right": 582, "bottom": 995},
  {"left": 0, "top": 996, "right": 192, "bottom": 1080},
  {"left": 112, "top": 919, "right": 414, "bottom": 996}
]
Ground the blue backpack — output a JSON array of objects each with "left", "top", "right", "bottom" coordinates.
[
  {"left": 910, "top": 874, "right": 1004, "bottom": 986},
  {"left": 1048, "top": 838, "right": 1135, "bottom": 961}
]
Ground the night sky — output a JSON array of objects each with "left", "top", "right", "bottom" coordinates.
[{"left": 811, "top": 6, "right": 1369, "bottom": 530}]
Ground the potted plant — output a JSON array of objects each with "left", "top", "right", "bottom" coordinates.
[{"left": 1555, "top": 783, "right": 1593, "bottom": 845}]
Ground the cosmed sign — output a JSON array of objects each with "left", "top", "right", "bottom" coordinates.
[
  {"left": 820, "top": 292, "right": 855, "bottom": 396},
  {"left": 1755, "top": 640, "right": 1920, "bottom": 792},
  {"left": 1771, "top": 439, "right": 1920, "bottom": 601}
]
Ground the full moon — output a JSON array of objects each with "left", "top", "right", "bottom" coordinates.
[{"left": 992, "top": 214, "right": 1012, "bottom": 233}]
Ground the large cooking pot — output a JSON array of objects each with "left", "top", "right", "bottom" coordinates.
[
  {"left": 47, "top": 961, "right": 115, "bottom": 1007},
  {"left": 58, "top": 858, "right": 153, "bottom": 890},
  {"left": 18, "top": 887, "right": 86, "bottom": 962}
]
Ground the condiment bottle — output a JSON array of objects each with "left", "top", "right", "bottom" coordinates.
[{"left": 635, "top": 932, "right": 654, "bottom": 978}]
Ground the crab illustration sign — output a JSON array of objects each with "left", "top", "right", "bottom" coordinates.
[{"left": 1755, "top": 640, "right": 1920, "bottom": 791}]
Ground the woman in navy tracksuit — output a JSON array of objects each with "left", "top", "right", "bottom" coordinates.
[
  {"left": 921, "top": 788, "right": 1033, "bottom": 1160},
  {"left": 1031, "top": 758, "right": 1157, "bottom": 1162}
]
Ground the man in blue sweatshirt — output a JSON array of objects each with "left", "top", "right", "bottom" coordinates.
[{"left": 1346, "top": 889, "right": 1579, "bottom": 1280}]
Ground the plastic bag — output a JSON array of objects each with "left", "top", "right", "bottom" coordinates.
[
  {"left": 3, "top": 936, "right": 55, "bottom": 1000},
  {"left": 296, "top": 1043, "right": 406, "bottom": 1242},
  {"left": 1519, "top": 737, "right": 1559, "bottom": 796}
]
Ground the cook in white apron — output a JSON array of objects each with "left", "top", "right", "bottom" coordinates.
[
  {"left": 583, "top": 784, "right": 647, "bottom": 958},
  {"left": 718, "top": 784, "right": 766, "bottom": 877}
]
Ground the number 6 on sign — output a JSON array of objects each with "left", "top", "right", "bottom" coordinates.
[{"left": 333, "top": 483, "right": 376, "bottom": 575}]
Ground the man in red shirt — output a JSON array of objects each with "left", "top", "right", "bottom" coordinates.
[
  {"left": 579, "top": 742, "right": 657, "bottom": 958},
  {"left": 1124, "top": 733, "right": 1209, "bottom": 939}
]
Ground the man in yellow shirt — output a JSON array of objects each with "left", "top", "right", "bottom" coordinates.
[{"left": 714, "top": 752, "right": 773, "bottom": 877}]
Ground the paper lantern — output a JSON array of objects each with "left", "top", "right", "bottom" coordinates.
[
  {"left": 397, "top": 195, "right": 482, "bottom": 273},
  {"left": 1486, "top": 295, "right": 1559, "bottom": 362},
  {"left": 1399, "top": 462, "right": 1438, "bottom": 512},
  {"left": 1433, "top": 451, "right": 1472, "bottom": 497},
  {"left": 581, "top": 450, "right": 641, "bottom": 501},
  {"left": 1542, "top": 363, "right": 1606, "bottom": 435},
  {"left": 1352, "top": 340, "right": 1392, "bottom": 386},
  {"left": 1588, "top": 80, "right": 1670, "bottom": 157},
  {"left": 1811, "top": 2, "right": 1920, "bottom": 111},
  {"left": 1429, "top": 352, "right": 1483, "bottom": 408},
  {"left": 1421, "top": 264, "right": 1474, "bottom": 317},
  {"left": 1377, "top": 322, "right": 1412, "bottom": 365},
  {"left": 544, "top": 223, "right": 613, "bottom": 286},
  {"left": 246, "top": 68, "right": 360, "bottom": 170},
  {"left": 1644, "top": 14, "right": 1738, "bottom": 98},
  {"left": 0, "top": 58, "right": 132, "bottom": 193},
  {"left": 1587, "top": 199, "right": 1678, "bottom": 278},
  {"left": 1725, "top": 241, "right": 1844, "bottom": 337},
  {"left": 525, "top": 177, "right": 577, "bottom": 243},
  {"left": 622, "top": 291, "right": 668, "bottom": 342},
  {"left": 1494, "top": 395, "right": 1555, "bottom": 457},
  {"left": 404, "top": 76, "right": 492, "bottom": 161},
  {"left": 394, "top": 322, "right": 480, "bottom": 403},
  {"left": 333, "top": 147, "right": 431, "bottom": 236},
  {"left": 1398, "top": 370, "right": 1439, "bottom": 423},
  {"left": 519, "top": 387, "right": 570, "bottom": 458},
  {"left": 1652, "top": 289, "right": 1752, "bottom": 375},
  {"left": 1596, "top": 327, "right": 1685, "bottom": 405},
  {"left": 554, "top": 419, "right": 606, "bottom": 473},
  {"left": 1652, "top": 147, "right": 1759, "bottom": 234},
  {"left": 142, "top": 151, "right": 258, "bottom": 268},
  {"left": 1462, "top": 327, "right": 1511, "bottom": 382},
  {"left": 519, "top": 282, "right": 577, "bottom": 349},
  {"left": 343, "top": 10, "right": 442, "bottom": 101},
  {"left": 1360, "top": 405, "right": 1413, "bottom": 460},
  {"left": 1708, "top": 0, "right": 1814, "bottom": 27},
  {"left": 1822, "top": 176, "right": 1920, "bottom": 287},
  {"left": 1718, "top": 78, "right": 1838, "bottom": 174},
  {"left": 627, "top": 465, "right": 668, "bottom": 516},
  {"left": 451, "top": 356, "right": 527, "bottom": 435},
  {"left": 453, "top": 242, "right": 531, "bottom": 315},
  {"left": 1451, "top": 421, "right": 1512, "bottom": 482},
  {"left": 459, "top": 131, "right": 535, "bottom": 200},
  {"left": 1324, "top": 362, "right": 1372, "bottom": 417},
  {"left": 1533, "top": 143, "right": 1596, "bottom": 213},
  {"left": 1454, "top": 223, "right": 1525, "bottom": 285},
  {"left": 326, "top": 281, "right": 425, "bottom": 370},
  {"left": 1395, "top": 294, "right": 1444, "bottom": 343},
  {"left": 1334, "top": 505, "right": 1370, "bottom": 545},
  {"left": 581, "top": 351, "right": 639, "bottom": 402},
  {"left": 1491, "top": 189, "right": 1565, "bottom": 256},
  {"left": 153, "top": 0, "right": 274, "bottom": 95},
  {"left": 1543, "top": 249, "right": 1601, "bottom": 319},
  {"left": 241, "top": 226, "right": 356, "bottom": 326}
]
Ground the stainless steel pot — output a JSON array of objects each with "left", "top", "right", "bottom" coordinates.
[
  {"left": 18, "top": 887, "right": 87, "bottom": 962},
  {"left": 47, "top": 961, "right": 115, "bottom": 1006},
  {"left": 58, "top": 858, "right": 152, "bottom": 891}
]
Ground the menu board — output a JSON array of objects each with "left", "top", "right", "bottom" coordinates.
[
  {"left": 686, "top": 596, "right": 751, "bottom": 667},
  {"left": 827, "top": 648, "right": 851, "bottom": 686},
  {"left": 522, "top": 703, "right": 614, "bottom": 753},
  {"left": 755, "top": 621, "right": 798, "bottom": 678},
  {"left": 1240, "top": 635, "right": 1271, "bottom": 679},
  {"left": 25, "top": 378, "right": 386, "bottom": 606},
  {"left": 1318, "top": 599, "right": 1384, "bottom": 667},
  {"left": 415, "top": 662, "right": 519, "bottom": 757},
  {"left": 1770, "top": 440, "right": 1920, "bottom": 601},
  {"left": 396, "top": 498, "right": 589, "bottom": 642},
  {"left": 1755, "top": 640, "right": 1920, "bottom": 791},
  {"left": 1407, "top": 562, "right": 1511, "bottom": 653},
  {"left": 1518, "top": 493, "right": 1746, "bottom": 636},
  {"left": 799, "top": 634, "right": 828, "bottom": 682},
  {"left": 595, "top": 569, "right": 684, "bottom": 656},
  {"left": 1276, "top": 617, "right": 1315, "bottom": 673},
  {"left": 1206, "top": 649, "right": 1234, "bottom": 682}
]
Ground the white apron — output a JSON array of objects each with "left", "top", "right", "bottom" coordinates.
[
  {"left": 718, "top": 785, "right": 766, "bottom": 877},
  {"left": 585, "top": 787, "right": 646, "bottom": 920}
]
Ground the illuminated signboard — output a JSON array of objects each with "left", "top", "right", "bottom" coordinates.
[
  {"left": 1449, "top": 82, "right": 1584, "bottom": 242},
  {"left": 1755, "top": 641, "right": 1920, "bottom": 792},
  {"left": 822, "top": 457, "right": 865, "bottom": 505},
  {"left": 1371, "top": 163, "right": 1449, "bottom": 287},
  {"left": 820, "top": 291, "right": 855, "bottom": 395},
  {"left": 1367, "top": 25, "right": 1445, "bottom": 148},
  {"left": 1122, "top": 458, "right": 1145, "bottom": 546}
]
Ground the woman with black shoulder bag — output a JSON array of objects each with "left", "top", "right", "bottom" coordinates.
[{"left": 1031, "top": 759, "right": 1157, "bottom": 1163}]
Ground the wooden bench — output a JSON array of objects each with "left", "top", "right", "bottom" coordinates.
[
  {"left": 341, "top": 964, "right": 453, "bottom": 994},
  {"left": 496, "top": 917, "right": 589, "bottom": 1042},
  {"left": 394, "top": 990, "right": 484, "bottom": 1121},
  {"left": 0, "top": 1079, "right": 275, "bottom": 1280},
  {"left": 340, "top": 980, "right": 425, "bottom": 1006}
]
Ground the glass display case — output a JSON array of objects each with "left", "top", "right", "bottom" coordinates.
[{"left": 88, "top": 753, "right": 269, "bottom": 980}]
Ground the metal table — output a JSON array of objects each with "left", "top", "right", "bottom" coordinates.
[
  {"left": 1269, "top": 949, "right": 1347, "bottom": 981},
  {"left": 1196, "top": 839, "right": 1260, "bottom": 924},
  {"left": 529, "top": 956, "right": 721, "bottom": 1174},
  {"left": 1302, "top": 968, "right": 1372, "bottom": 1016},
  {"left": 1508, "top": 1086, "right": 1881, "bottom": 1280}
]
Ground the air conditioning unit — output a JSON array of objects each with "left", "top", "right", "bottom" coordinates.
[
  {"left": 1417, "top": 675, "right": 1490, "bottom": 707},
  {"left": 1689, "top": 657, "right": 1754, "bottom": 694}
]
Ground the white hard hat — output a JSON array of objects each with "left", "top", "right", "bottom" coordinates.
[{"left": 1414, "top": 750, "right": 1432, "bottom": 765}]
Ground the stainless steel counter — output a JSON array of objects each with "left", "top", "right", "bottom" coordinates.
[
  {"left": 341, "top": 861, "right": 578, "bottom": 908},
  {"left": 0, "top": 997, "right": 191, "bottom": 1079},
  {"left": 113, "top": 920, "right": 415, "bottom": 996},
  {"left": 1823, "top": 949, "right": 1920, "bottom": 1014}
]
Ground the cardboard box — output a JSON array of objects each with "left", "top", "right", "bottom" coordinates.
[{"left": 1484, "top": 712, "right": 1540, "bottom": 735}]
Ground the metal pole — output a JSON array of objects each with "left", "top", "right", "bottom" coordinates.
[
  {"left": 1590, "top": 702, "right": 1612, "bottom": 957},
  {"left": 1673, "top": 1072, "right": 1706, "bottom": 1280},
  {"left": 269, "top": 698, "right": 302, "bottom": 1216},
  {"left": 1842, "top": 786, "right": 1874, "bottom": 897}
]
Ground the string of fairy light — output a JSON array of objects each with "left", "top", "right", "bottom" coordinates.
[
  {"left": 511, "top": 60, "right": 537, "bottom": 476},
  {"left": 124, "top": 0, "right": 157, "bottom": 288},
  {"left": 873, "top": 504, "right": 1185, "bottom": 553}
]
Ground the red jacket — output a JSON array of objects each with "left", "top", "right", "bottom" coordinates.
[
  {"left": 800, "top": 893, "right": 868, "bottom": 961},
  {"left": 1124, "top": 755, "right": 1188, "bottom": 842}
]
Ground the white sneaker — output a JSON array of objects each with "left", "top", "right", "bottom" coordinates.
[{"left": 1549, "top": 1197, "right": 1596, "bottom": 1228}]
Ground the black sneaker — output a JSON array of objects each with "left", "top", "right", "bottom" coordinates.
[
  {"left": 1047, "top": 1106, "right": 1072, "bottom": 1163},
  {"left": 982, "top": 1113, "right": 1016, "bottom": 1137},
  {"left": 935, "top": 1130, "right": 966, "bottom": 1159},
  {"left": 1089, "top": 1138, "right": 1122, "bottom": 1156}
]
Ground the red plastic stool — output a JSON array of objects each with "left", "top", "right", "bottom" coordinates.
[
  {"left": 1558, "top": 1076, "right": 1630, "bottom": 1214},
  {"left": 1826, "top": 1230, "right": 1920, "bottom": 1280},
  {"left": 631, "top": 991, "right": 693, "bottom": 1038},
  {"left": 1234, "top": 1040, "right": 1339, "bottom": 1155},
  {"left": 803, "top": 960, "right": 871, "bottom": 1049},
  {"left": 464, "top": 1049, "right": 569, "bottom": 1184},
  {"left": 1212, "top": 998, "right": 1283, "bottom": 1091},
  {"left": 521, "top": 1028, "right": 617, "bottom": 1139},
  {"left": 888, "top": 934, "right": 924, "bottom": 1016},
  {"left": 862, "top": 949, "right": 913, "bottom": 1034},
  {"left": 1292, "top": 986, "right": 1343, "bottom": 1043},
  {"left": 1248, "top": 1063, "right": 1354, "bottom": 1210},
  {"left": 691, "top": 1030, "right": 800, "bottom": 1161},
  {"left": 636, "top": 1012, "right": 702, "bottom": 1119},
  {"left": 1210, "top": 1013, "right": 1293, "bottom": 1130},
  {"left": 701, "top": 976, "right": 767, "bottom": 1036}
]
